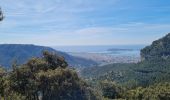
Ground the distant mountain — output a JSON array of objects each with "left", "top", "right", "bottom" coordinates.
[
  {"left": 141, "top": 33, "right": 170, "bottom": 61},
  {"left": 0, "top": 44, "right": 97, "bottom": 68}
]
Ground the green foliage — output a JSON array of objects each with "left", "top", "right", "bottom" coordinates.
[
  {"left": 36, "top": 68, "right": 100, "bottom": 100},
  {"left": 0, "top": 67, "right": 6, "bottom": 97},
  {"left": 141, "top": 33, "right": 170, "bottom": 61},
  {"left": 99, "top": 80, "right": 124, "bottom": 99},
  {"left": 1, "top": 51, "right": 100, "bottom": 100},
  {"left": 43, "top": 51, "right": 68, "bottom": 69},
  {"left": 124, "top": 82, "right": 170, "bottom": 100},
  {"left": 81, "top": 63, "right": 135, "bottom": 79},
  {"left": 82, "top": 58, "right": 170, "bottom": 89}
]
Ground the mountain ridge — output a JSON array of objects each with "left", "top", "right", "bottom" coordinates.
[{"left": 0, "top": 44, "right": 97, "bottom": 68}]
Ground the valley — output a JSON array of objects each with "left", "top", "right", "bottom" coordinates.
[
  {"left": 0, "top": 34, "right": 170, "bottom": 100},
  {"left": 1, "top": 1, "right": 170, "bottom": 99},
  {"left": 53, "top": 45, "right": 144, "bottom": 66}
]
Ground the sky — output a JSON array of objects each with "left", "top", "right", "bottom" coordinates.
[{"left": 0, "top": 0, "right": 170, "bottom": 46}]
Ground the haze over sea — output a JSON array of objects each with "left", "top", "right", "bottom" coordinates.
[
  {"left": 53, "top": 45, "right": 146, "bottom": 64},
  {"left": 53, "top": 45, "right": 145, "bottom": 56}
]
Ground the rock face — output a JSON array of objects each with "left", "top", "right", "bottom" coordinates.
[
  {"left": 0, "top": 44, "right": 96, "bottom": 68},
  {"left": 141, "top": 33, "right": 170, "bottom": 61}
]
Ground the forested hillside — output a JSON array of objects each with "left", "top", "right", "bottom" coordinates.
[
  {"left": 81, "top": 33, "right": 170, "bottom": 99},
  {"left": 141, "top": 33, "right": 170, "bottom": 61},
  {"left": 0, "top": 44, "right": 96, "bottom": 68}
]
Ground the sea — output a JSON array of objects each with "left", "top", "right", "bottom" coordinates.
[{"left": 52, "top": 45, "right": 146, "bottom": 56}]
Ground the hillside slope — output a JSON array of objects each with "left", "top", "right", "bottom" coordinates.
[
  {"left": 0, "top": 44, "right": 96, "bottom": 68},
  {"left": 141, "top": 33, "right": 170, "bottom": 61},
  {"left": 81, "top": 33, "right": 170, "bottom": 87}
]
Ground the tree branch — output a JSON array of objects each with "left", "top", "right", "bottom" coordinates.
[{"left": 0, "top": 8, "right": 4, "bottom": 21}]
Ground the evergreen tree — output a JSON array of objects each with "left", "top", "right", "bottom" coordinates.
[{"left": 8, "top": 51, "right": 101, "bottom": 100}]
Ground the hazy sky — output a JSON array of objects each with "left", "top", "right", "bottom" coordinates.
[{"left": 0, "top": 0, "right": 170, "bottom": 46}]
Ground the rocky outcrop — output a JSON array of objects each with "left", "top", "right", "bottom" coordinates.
[{"left": 141, "top": 33, "right": 170, "bottom": 61}]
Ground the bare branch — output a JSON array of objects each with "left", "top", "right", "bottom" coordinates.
[{"left": 0, "top": 8, "right": 4, "bottom": 21}]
